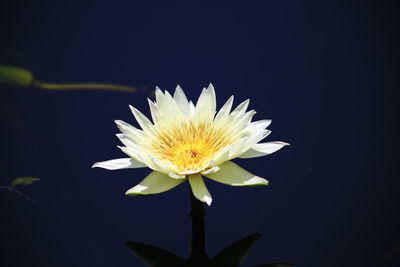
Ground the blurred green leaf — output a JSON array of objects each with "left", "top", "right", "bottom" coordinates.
[
  {"left": 125, "top": 241, "right": 182, "bottom": 267},
  {"left": 11, "top": 177, "right": 41, "bottom": 187},
  {"left": 212, "top": 233, "right": 261, "bottom": 265},
  {"left": 0, "top": 65, "right": 34, "bottom": 87}
]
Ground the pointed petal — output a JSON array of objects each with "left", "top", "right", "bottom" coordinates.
[
  {"left": 115, "top": 120, "right": 144, "bottom": 142},
  {"left": 207, "top": 83, "right": 217, "bottom": 111},
  {"left": 230, "top": 99, "right": 250, "bottom": 118},
  {"left": 164, "top": 90, "right": 184, "bottom": 117},
  {"left": 116, "top": 133, "right": 137, "bottom": 147},
  {"left": 154, "top": 86, "right": 164, "bottom": 103},
  {"left": 214, "top": 95, "right": 234, "bottom": 123},
  {"left": 118, "top": 145, "right": 144, "bottom": 161},
  {"left": 239, "top": 141, "right": 290, "bottom": 159},
  {"left": 230, "top": 129, "right": 271, "bottom": 158},
  {"left": 205, "top": 161, "right": 268, "bottom": 186},
  {"left": 195, "top": 86, "right": 216, "bottom": 121},
  {"left": 126, "top": 171, "right": 185, "bottom": 195},
  {"left": 245, "top": 119, "right": 272, "bottom": 132},
  {"left": 129, "top": 105, "right": 155, "bottom": 134},
  {"left": 188, "top": 173, "right": 212, "bottom": 206},
  {"left": 92, "top": 158, "right": 146, "bottom": 170},
  {"left": 147, "top": 98, "right": 160, "bottom": 124},
  {"left": 173, "top": 85, "right": 190, "bottom": 114},
  {"left": 231, "top": 110, "right": 257, "bottom": 133}
]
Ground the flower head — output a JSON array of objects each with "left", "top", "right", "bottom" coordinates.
[{"left": 93, "top": 84, "right": 288, "bottom": 205}]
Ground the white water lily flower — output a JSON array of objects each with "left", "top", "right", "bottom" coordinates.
[{"left": 92, "top": 84, "right": 289, "bottom": 206}]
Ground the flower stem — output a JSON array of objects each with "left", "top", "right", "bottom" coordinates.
[
  {"left": 189, "top": 185, "right": 207, "bottom": 262},
  {"left": 33, "top": 81, "right": 136, "bottom": 93}
]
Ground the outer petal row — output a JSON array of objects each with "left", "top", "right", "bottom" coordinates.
[
  {"left": 188, "top": 173, "right": 212, "bottom": 206},
  {"left": 92, "top": 158, "right": 147, "bottom": 170},
  {"left": 205, "top": 161, "right": 268, "bottom": 186},
  {"left": 239, "top": 141, "right": 290, "bottom": 159},
  {"left": 122, "top": 161, "right": 268, "bottom": 205},
  {"left": 126, "top": 171, "right": 184, "bottom": 195}
]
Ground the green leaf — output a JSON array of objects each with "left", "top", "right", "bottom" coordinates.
[
  {"left": 211, "top": 233, "right": 261, "bottom": 265},
  {"left": 11, "top": 177, "right": 41, "bottom": 187},
  {"left": 0, "top": 65, "right": 34, "bottom": 87}
]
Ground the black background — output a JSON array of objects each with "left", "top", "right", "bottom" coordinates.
[{"left": 1, "top": 1, "right": 399, "bottom": 266}]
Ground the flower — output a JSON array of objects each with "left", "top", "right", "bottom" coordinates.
[{"left": 92, "top": 84, "right": 289, "bottom": 205}]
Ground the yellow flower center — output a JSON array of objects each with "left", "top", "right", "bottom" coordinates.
[{"left": 148, "top": 121, "right": 236, "bottom": 173}]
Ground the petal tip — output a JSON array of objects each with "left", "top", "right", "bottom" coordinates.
[
  {"left": 248, "top": 176, "right": 269, "bottom": 186},
  {"left": 125, "top": 184, "right": 148, "bottom": 195},
  {"left": 260, "top": 178, "right": 269, "bottom": 186},
  {"left": 204, "top": 195, "right": 212, "bottom": 206}
]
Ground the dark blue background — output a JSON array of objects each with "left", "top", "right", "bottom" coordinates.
[{"left": 1, "top": 1, "right": 399, "bottom": 266}]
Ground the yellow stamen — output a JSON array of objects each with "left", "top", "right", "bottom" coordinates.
[{"left": 147, "top": 121, "right": 237, "bottom": 172}]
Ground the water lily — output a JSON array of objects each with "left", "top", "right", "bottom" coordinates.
[{"left": 93, "top": 84, "right": 288, "bottom": 205}]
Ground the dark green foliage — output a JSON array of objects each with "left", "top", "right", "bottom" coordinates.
[
  {"left": 211, "top": 233, "right": 261, "bottom": 266},
  {"left": 11, "top": 177, "right": 41, "bottom": 187}
]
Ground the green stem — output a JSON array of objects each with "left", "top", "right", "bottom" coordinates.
[
  {"left": 33, "top": 81, "right": 136, "bottom": 93},
  {"left": 189, "top": 184, "right": 207, "bottom": 262}
]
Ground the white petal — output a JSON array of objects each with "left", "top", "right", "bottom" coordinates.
[
  {"left": 230, "top": 110, "right": 257, "bottom": 133},
  {"left": 115, "top": 120, "right": 144, "bottom": 142},
  {"left": 207, "top": 83, "right": 217, "bottom": 112},
  {"left": 148, "top": 154, "right": 177, "bottom": 174},
  {"left": 211, "top": 146, "right": 232, "bottom": 166},
  {"left": 117, "top": 146, "right": 169, "bottom": 173},
  {"left": 231, "top": 129, "right": 271, "bottom": 158},
  {"left": 92, "top": 158, "right": 147, "bottom": 170},
  {"left": 126, "top": 171, "right": 185, "bottom": 195},
  {"left": 154, "top": 86, "right": 164, "bottom": 103},
  {"left": 116, "top": 133, "right": 137, "bottom": 147},
  {"left": 129, "top": 105, "right": 155, "bottom": 134},
  {"left": 205, "top": 161, "right": 268, "bottom": 186},
  {"left": 164, "top": 90, "right": 185, "bottom": 118},
  {"left": 245, "top": 119, "right": 272, "bottom": 132},
  {"left": 173, "top": 85, "right": 190, "bottom": 114},
  {"left": 188, "top": 173, "right": 212, "bottom": 206},
  {"left": 226, "top": 135, "right": 252, "bottom": 160},
  {"left": 229, "top": 99, "right": 249, "bottom": 118},
  {"left": 147, "top": 98, "right": 160, "bottom": 124},
  {"left": 195, "top": 86, "right": 216, "bottom": 121},
  {"left": 239, "top": 141, "right": 290, "bottom": 159},
  {"left": 214, "top": 95, "right": 234, "bottom": 123},
  {"left": 153, "top": 87, "right": 184, "bottom": 124},
  {"left": 118, "top": 144, "right": 143, "bottom": 159},
  {"left": 189, "top": 101, "right": 196, "bottom": 114},
  {"left": 154, "top": 87, "right": 170, "bottom": 111}
]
